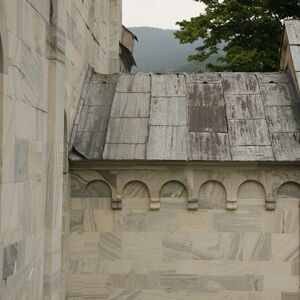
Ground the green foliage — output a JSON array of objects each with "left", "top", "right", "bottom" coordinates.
[{"left": 175, "top": 0, "right": 300, "bottom": 72}]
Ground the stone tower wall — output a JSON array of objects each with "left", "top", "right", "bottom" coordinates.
[{"left": 0, "top": 0, "right": 122, "bottom": 299}]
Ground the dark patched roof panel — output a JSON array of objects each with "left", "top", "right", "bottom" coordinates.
[{"left": 70, "top": 71, "right": 300, "bottom": 162}]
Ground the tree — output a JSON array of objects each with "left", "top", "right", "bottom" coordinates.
[{"left": 174, "top": 0, "right": 300, "bottom": 72}]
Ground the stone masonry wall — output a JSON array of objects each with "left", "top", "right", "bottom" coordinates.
[
  {"left": 69, "top": 165, "right": 300, "bottom": 300},
  {"left": 0, "top": 0, "right": 122, "bottom": 299}
]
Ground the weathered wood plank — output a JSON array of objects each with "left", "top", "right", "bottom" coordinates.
[
  {"left": 222, "top": 73, "right": 260, "bottom": 95},
  {"left": 231, "top": 146, "right": 274, "bottom": 161},
  {"left": 265, "top": 106, "right": 300, "bottom": 133},
  {"left": 116, "top": 73, "right": 151, "bottom": 93},
  {"left": 188, "top": 106, "right": 227, "bottom": 132},
  {"left": 147, "top": 126, "right": 188, "bottom": 160},
  {"left": 255, "top": 72, "right": 289, "bottom": 83},
  {"left": 296, "top": 72, "right": 300, "bottom": 94},
  {"left": 189, "top": 132, "right": 231, "bottom": 160},
  {"left": 152, "top": 74, "right": 186, "bottom": 97},
  {"left": 225, "top": 95, "right": 265, "bottom": 120},
  {"left": 103, "top": 144, "right": 145, "bottom": 160},
  {"left": 228, "top": 119, "right": 271, "bottom": 146},
  {"left": 77, "top": 105, "right": 111, "bottom": 131},
  {"left": 290, "top": 46, "right": 300, "bottom": 72},
  {"left": 86, "top": 82, "right": 118, "bottom": 106},
  {"left": 188, "top": 83, "right": 224, "bottom": 106},
  {"left": 105, "top": 118, "right": 149, "bottom": 144},
  {"left": 285, "top": 20, "right": 300, "bottom": 45},
  {"left": 186, "top": 73, "right": 222, "bottom": 84},
  {"left": 150, "top": 97, "right": 187, "bottom": 126},
  {"left": 90, "top": 73, "right": 119, "bottom": 84},
  {"left": 71, "top": 69, "right": 300, "bottom": 162},
  {"left": 260, "top": 83, "right": 293, "bottom": 106},
  {"left": 272, "top": 133, "right": 300, "bottom": 161},
  {"left": 73, "top": 131, "right": 106, "bottom": 160},
  {"left": 70, "top": 72, "right": 119, "bottom": 160},
  {"left": 110, "top": 93, "right": 150, "bottom": 117}
]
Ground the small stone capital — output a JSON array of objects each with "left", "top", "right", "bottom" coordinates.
[
  {"left": 150, "top": 198, "right": 160, "bottom": 210},
  {"left": 226, "top": 200, "right": 237, "bottom": 210},
  {"left": 111, "top": 195, "right": 122, "bottom": 210},
  {"left": 265, "top": 198, "right": 276, "bottom": 211},
  {"left": 187, "top": 198, "right": 198, "bottom": 210}
]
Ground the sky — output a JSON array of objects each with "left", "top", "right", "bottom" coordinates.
[{"left": 122, "top": 0, "right": 205, "bottom": 29}]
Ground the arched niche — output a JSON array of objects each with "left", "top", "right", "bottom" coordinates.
[
  {"left": 160, "top": 180, "right": 188, "bottom": 209},
  {"left": 199, "top": 180, "right": 226, "bottom": 209},
  {"left": 70, "top": 174, "right": 85, "bottom": 198},
  {"left": 277, "top": 182, "right": 300, "bottom": 209},
  {"left": 237, "top": 180, "right": 266, "bottom": 206},
  {"left": 84, "top": 180, "right": 112, "bottom": 198},
  {"left": 122, "top": 180, "right": 150, "bottom": 210}
]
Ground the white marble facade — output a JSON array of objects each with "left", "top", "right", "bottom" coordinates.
[
  {"left": 69, "top": 166, "right": 300, "bottom": 299},
  {"left": 0, "top": 0, "right": 299, "bottom": 299}
]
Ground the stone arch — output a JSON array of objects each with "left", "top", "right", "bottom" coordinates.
[
  {"left": 277, "top": 181, "right": 300, "bottom": 207},
  {"left": 237, "top": 180, "right": 266, "bottom": 206},
  {"left": 277, "top": 181, "right": 300, "bottom": 199},
  {"left": 84, "top": 180, "right": 112, "bottom": 198},
  {"left": 122, "top": 180, "right": 150, "bottom": 209},
  {"left": 276, "top": 182, "right": 300, "bottom": 233},
  {"left": 199, "top": 180, "right": 227, "bottom": 209},
  {"left": 160, "top": 180, "right": 188, "bottom": 209},
  {"left": 70, "top": 175, "right": 113, "bottom": 200},
  {"left": 70, "top": 174, "right": 85, "bottom": 198}
]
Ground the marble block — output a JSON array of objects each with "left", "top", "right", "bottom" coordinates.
[
  {"left": 122, "top": 233, "right": 162, "bottom": 260},
  {"left": 281, "top": 293, "right": 300, "bottom": 300},
  {"left": 162, "top": 233, "right": 193, "bottom": 261},
  {"left": 192, "top": 233, "right": 243, "bottom": 261},
  {"left": 2, "top": 242, "right": 19, "bottom": 279},
  {"left": 114, "top": 211, "right": 146, "bottom": 232},
  {"left": 242, "top": 233, "right": 271, "bottom": 261}
]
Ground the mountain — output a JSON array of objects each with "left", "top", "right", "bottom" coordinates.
[{"left": 129, "top": 27, "right": 207, "bottom": 73}]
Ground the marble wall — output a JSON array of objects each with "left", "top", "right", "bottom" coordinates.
[
  {"left": 0, "top": 0, "right": 122, "bottom": 299},
  {"left": 69, "top": 166, "right": 300, "bottom": 300}
]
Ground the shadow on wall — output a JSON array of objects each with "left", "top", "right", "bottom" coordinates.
[
  {"left": 0, "top": 36, "right": 3, "bottom": 72},
  {"left": 0, "top": 34, "right": 3, "bottom": 230}
]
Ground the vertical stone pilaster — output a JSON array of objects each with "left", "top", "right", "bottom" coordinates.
[
  {"left": 226, "top": 188, "right": 238, "bottom": 210},
  {"left": 265, "top": 197, "right": 276, "bottom": 211},
  {"left": 109, "top": 0, "right": 122, "bottom": 73},
  {"left": 44, "top": 7, "right": 66, "bottom": 298},
  {"left": 149, "top": 192, "right": 160, "bottom": 210},
  {"left": 112, "top": 195, "right": 122, "bottom": 210}
]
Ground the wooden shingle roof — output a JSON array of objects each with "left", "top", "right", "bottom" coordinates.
[{"left": 70, "top": 71, "right": 300, "bottom": 162}]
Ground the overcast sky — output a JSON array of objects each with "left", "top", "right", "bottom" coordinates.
[{"left": 123, "top": 0, "right": 205, "bottom": 29}]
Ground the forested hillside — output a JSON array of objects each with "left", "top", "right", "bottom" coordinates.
[{"left": 129, "top": 27, "right": 220, "bottom": 73}]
